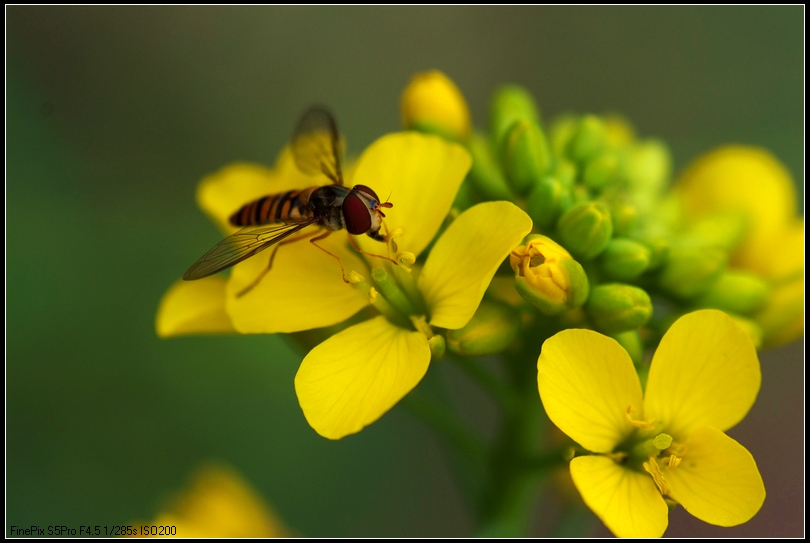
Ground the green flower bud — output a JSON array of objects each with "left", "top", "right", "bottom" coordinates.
[
  {"left": 603, "top": 114, "right": 636, "bottom": 149},
  {"left": 582, "top": 151, "right": 621, "bottom": 191},
  {"left": 609, "top": 202, "right": 639, "bottom": 236},
  {"left": 693, "top": 271, "right": 770, "bottom": 315},
  {"left": 501, "top": 119, "right": 552, "bottom": 195},
  {"left": 446, "top": 302, "right": 520, "bottom": 356},
  {"left": 489, "top": 85, "right": 540, "bottom": 149},
  {"left": 625, "top": 139, "right": 671, "bottom": 210},
  {"left": 756, "top": 276, "right": 803, "bottom": 348},
  {"left": 526, "top": 176, "right": 566, "bottom": 230},
  {"left": 550, "top": 114, "right": 579, "bottom": 156},
  {"left": 553, "top": 158, "right": 578, "bottom": 188},
  {"left": 687, "top": 211, "right": 748, "bottom": 252},
  {"left": 567, "top": 115, "right": 607, "bottom": 163},
  {"left": 569, "top": 185, "right": 591, "bottom": 208},
  {"left": 510, "top": 235, "right": 589, "bottom": 315},
  {"left": 557, "top": 202, "right": 614, "bottom": 260},
  {"left": 428, "top": 334, "right": 446, "bottom": 360},
  {"left": 610, "top": 330, "right": 644, "bottom": 367},
  {"left": 599, "top": 238, "right": 652, "bottom": 281},
  {"left": 467, "top": 132, "right": 514, "bottom": 201},
  {"left": 657, "top": 244, "right": 727, "bottom": 299},
  {"left": 631, "top": 234, "right": 670, "bottom": 271},
  {"left": 401, "top": 70, "right": 471, "bottom": 141},
  {"left": 585, "top": 283, "right": 653, "bottom": 334}
]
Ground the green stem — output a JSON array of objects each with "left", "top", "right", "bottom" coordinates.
[
  {"left": 476, "top": 344, "right": 548, "bottom": 536},
  {"left": 450, "top": 355, "right": 516, "bottom": 412},
  {"left": 522, "top": 448, "right": 569, "bottom": 474},
  {"left": 400, "top": 389, "right": 487, "bottom": 513},
  {"left": 400, "top": 393, "right": 487, "bottom": 465}
]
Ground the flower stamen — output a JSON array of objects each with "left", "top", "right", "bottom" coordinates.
[
  {"left": 664, "top": 454, "right": 682, "bottom": 469},
  {"left": 643, "top": 457, "right": 671, "bottom": 497},
  {"left": 410, "top": 314, "right": 435, "bottom": 339},
  {"left": 625, "top": 405, "right": 656, "bottom": 429}
]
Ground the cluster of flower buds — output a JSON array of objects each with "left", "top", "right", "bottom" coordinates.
[{"left": 402, "top": 71, "right": 803, "bottom": 355}]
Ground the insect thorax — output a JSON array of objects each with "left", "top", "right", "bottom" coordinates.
[{"left": 310, "top": 185, "right": 351, "bottom": 231}]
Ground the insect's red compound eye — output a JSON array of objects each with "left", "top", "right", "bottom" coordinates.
[
  {"left": 353, "top": 184, "right": 380, "bottom": 202},
  {"left": 343, "top": 193, "right": 372, "bottom": 235}
]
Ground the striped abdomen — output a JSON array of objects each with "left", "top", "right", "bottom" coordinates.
[{"left": 229, "top": 188, "right": 317, "bottom": 227}]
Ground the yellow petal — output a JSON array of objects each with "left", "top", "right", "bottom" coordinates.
[
  {"left": 644, "top": 310, "right": 761, "bottom": 439},
  {"left": 294, "top": 316, "right": 431, "bottom": 439},
  {"left": 352, "top": 132, "right": 472, "bottom": 258},
  {"left": 418, "top": 202, "right": 532, "bottom": 329},
  {"left": 570, "top": 455, "right": 668, "bottom": 538},
  {"left": 538, "top": 329, "right": 642, "bottom": 453},
  {"left": 675, "top": 146, "right": 798, "bottom": 275},
  {"left": 225, "top": 230, "right": 369, "bottom": 333},
  {"left": 196, "top": 157, "right": 311, "bottom": 234},
  {"left": 140, "top": 464, "right": 288, "bottom": 537},
  {"left": 666, "top": 426, "right": 765, "bottom": 527},
  {"left": 156, "top": 277, "right": 235, "bottom": 337}
]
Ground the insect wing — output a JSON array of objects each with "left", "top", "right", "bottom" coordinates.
[
  {"left": 291, "top": 106, "right": 344, "bottom": 185},
  {"left": 183, "top": 220, "right": 317, "bottom": 281}
]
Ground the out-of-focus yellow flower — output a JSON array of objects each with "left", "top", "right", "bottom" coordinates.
[
  {"left": 674, "top": 146, "right": 804, "bottom": 346},
  {"left": 675, "top": 146, "right": 798, "bottom": 275},
  {"left": 401, "top": 70, "right": 471, "bottom": 141},
  {"left": 538, "top": 310, "right": 765, "bottom": 537},
  {"left": 509, "top": 235, "right": 588, "bottom": 315},
  {"left": 133, "top": 464, "right": 287, "bottom": 538}
]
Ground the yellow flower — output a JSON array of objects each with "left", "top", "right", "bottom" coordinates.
[
  {"left": 538, "top": 310, "right": 765, "bottom": 537},
  {"left": 158, "top": 132, "right": 471, "bottom": 336},
  {"left": 296, "top": 200, "right": 531, "bottom": 439},
  {"left": 401, "top": 70, "right": 472, "bottom": 140},
  {"left": 133, "top": 464, "right": 287, "bottom": 537},
  {"left": 509, "top": 235, "right": 589, "bottom": 315},
  {"left": 674, "top": 146, "right": 804, "bottom": 346},
  {"left": 157, "top": 131, "right": 532, "bottom": 439},
  {"left": 675, "top": 145, "right": 798, "bottom": 274}
]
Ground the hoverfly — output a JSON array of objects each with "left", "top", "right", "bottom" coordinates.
[{"left": 183, "top": 106, "right": 394, "bottom": 296}]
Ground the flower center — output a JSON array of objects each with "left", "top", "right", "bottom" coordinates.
[
  {"left": 348, "top": 229, "right": 430, "bottom": 331},
  {"left": 604, "top": 405, "right": 689, "bottom": 498}
]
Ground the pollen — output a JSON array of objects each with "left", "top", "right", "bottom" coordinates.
[
  {"left": 664, "top": 454, "right": 682, "bottom": 469},
  {"left": 347, "top": 271, "right": 366, "bottom": 284},
  {"left": 643, "top": 457, "right": 671, "bottom": 497}
]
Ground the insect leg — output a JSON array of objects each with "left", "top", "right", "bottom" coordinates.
[
  {"left": 347, "top": 233, "right": 398, "bottom": 266},
  {"left": 235, "top": 231, "right": 317, "bottom": 298},
  {"left": 382, "top": 221, "right": 395, "bottom": 260},
  {"left": 308, "top": 231, "right": 350, "bottom": 283}
]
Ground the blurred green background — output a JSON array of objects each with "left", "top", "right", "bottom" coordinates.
[{"left": 7, "top": 6, "right": 803, "bottom": 537}]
